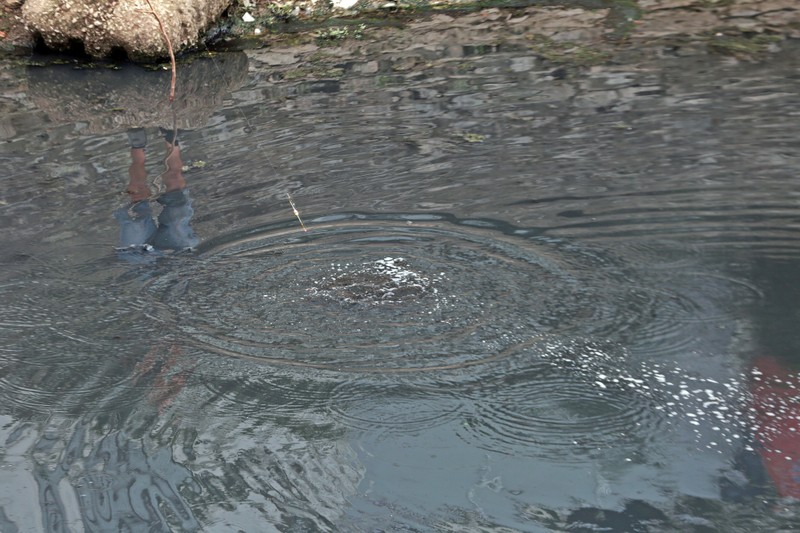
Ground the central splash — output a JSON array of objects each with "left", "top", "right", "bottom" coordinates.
[{"left": 308, "top": 257, "right": 438, "bottom": 304}]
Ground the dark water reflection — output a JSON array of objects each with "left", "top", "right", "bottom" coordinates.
[{"left": 1, "top": 22, "right": 800, "bottom": 531}]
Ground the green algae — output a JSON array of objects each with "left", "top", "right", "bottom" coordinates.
[
  {"left": 527, "top": 34, "right": 611, "bottom": 66},
  {"left": 707, "top": 32, "right": 783, "bottom": 60}
]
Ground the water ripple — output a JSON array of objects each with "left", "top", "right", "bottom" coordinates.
[
  {"left": 328, "top": 381, "right": 466, "bottom": 434},
  {"left": 0, "top": 276, "right": 164, "bottom": 415},
  {"left": 450, "top": 335, "right": 764, "bottom": 463},
  {"left": 457, "top": 342, "right": 665, "bottom": 461},
  {"left": 145, "top": 213, "right": 583, "bottom": 373},
  {"left": 143, "top": 213, "right": 761, "bottom": 378}
]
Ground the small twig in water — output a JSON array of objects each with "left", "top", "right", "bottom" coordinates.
[{"left": 287, "top": 193, "right": 308, "bottom": 232}]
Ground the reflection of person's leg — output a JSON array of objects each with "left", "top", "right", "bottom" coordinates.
[
  {"left": 150, "top": 137, "right": 199, "bottom": 250},
  {"left": 151, "top": 189, "right": 199, "bottom": 250},
  {"left": 114, "top": 129, "right": 157, "bottom": 248},
  {"left": 126, "top": 128, "right": 152, "bottom": 202},
  {"left": 126, "top": 148, "right": 153, "bottom": 202},
  {"left": 114, "top": 200, "right": 156, "bottom": 248},
  {"left": 162, "top": 140, "right": 186, "bottom": 193}
]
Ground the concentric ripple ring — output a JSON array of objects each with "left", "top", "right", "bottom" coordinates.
[{"left": 142, "top": 213, "right": 760, "bottom": 374}]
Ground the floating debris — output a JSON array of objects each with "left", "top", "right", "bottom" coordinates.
[
  {"left": 287, "top": 193, "right": 308, "bottom": 232},
  {"left": 462, "top": 132, "right": 486, "bottom": 143}
]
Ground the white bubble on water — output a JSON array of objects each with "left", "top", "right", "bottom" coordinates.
[
  {"left": 308, "top": 257, "right": 446, "bottom": 306},
  {"left": 535, "top": 340, "right": 800, "bottom": 459}
]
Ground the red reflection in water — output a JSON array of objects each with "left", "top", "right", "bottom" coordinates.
[{"left": 750, "top": 355, "right": 800, "bottom": 498}]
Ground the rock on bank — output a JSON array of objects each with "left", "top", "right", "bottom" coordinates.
[{"left": 22, "top": 0, "right": 232, "bottom": 59}]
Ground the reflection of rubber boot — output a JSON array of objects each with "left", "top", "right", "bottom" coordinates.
[
  {"left": 113, "top": 201, "right": 157, "bottom": 247},
  {"left": 127, "top": 128, "right": 147, "bottom": 149},
  {"left": 151, "top": 189, "right": 199, "bottom": 251}
]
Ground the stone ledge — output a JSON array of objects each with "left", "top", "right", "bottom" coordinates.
[
  {"left": 20, "top": 0, "right": 231, "bottom": 59},
  {"left": 0, "top": 0, "right": 798, "bottom": 61}
]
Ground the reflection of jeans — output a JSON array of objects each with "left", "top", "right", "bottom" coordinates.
[
  {"left": 152, "top": 189, "right": 199, "bottom": 250},
  {"left": 114, "top": 200, "right": 157, "bottom": 247},
  {"left": 113, "top": 189, "right": 199, "bottom": 251}
]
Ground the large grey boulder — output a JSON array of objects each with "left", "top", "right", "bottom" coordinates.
[{"left": 22, "top": 0, "right": 232, "bottom": 59}]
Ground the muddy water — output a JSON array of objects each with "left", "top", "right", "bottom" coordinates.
[{"left": 1, "top": 24, "right": 800, "bottom": 532}]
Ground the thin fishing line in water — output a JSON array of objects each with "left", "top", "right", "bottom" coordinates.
[{"left": 203, "top": 45, "right": 310, "bottom": 232}]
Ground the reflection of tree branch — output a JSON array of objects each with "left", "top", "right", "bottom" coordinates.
[{"left": 142, "top": 0, "right": 176, "bottom": 103}]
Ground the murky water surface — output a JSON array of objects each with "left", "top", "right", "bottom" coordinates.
[{"left": 1, "top": 19, "right": 800, "bottom": 532}]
